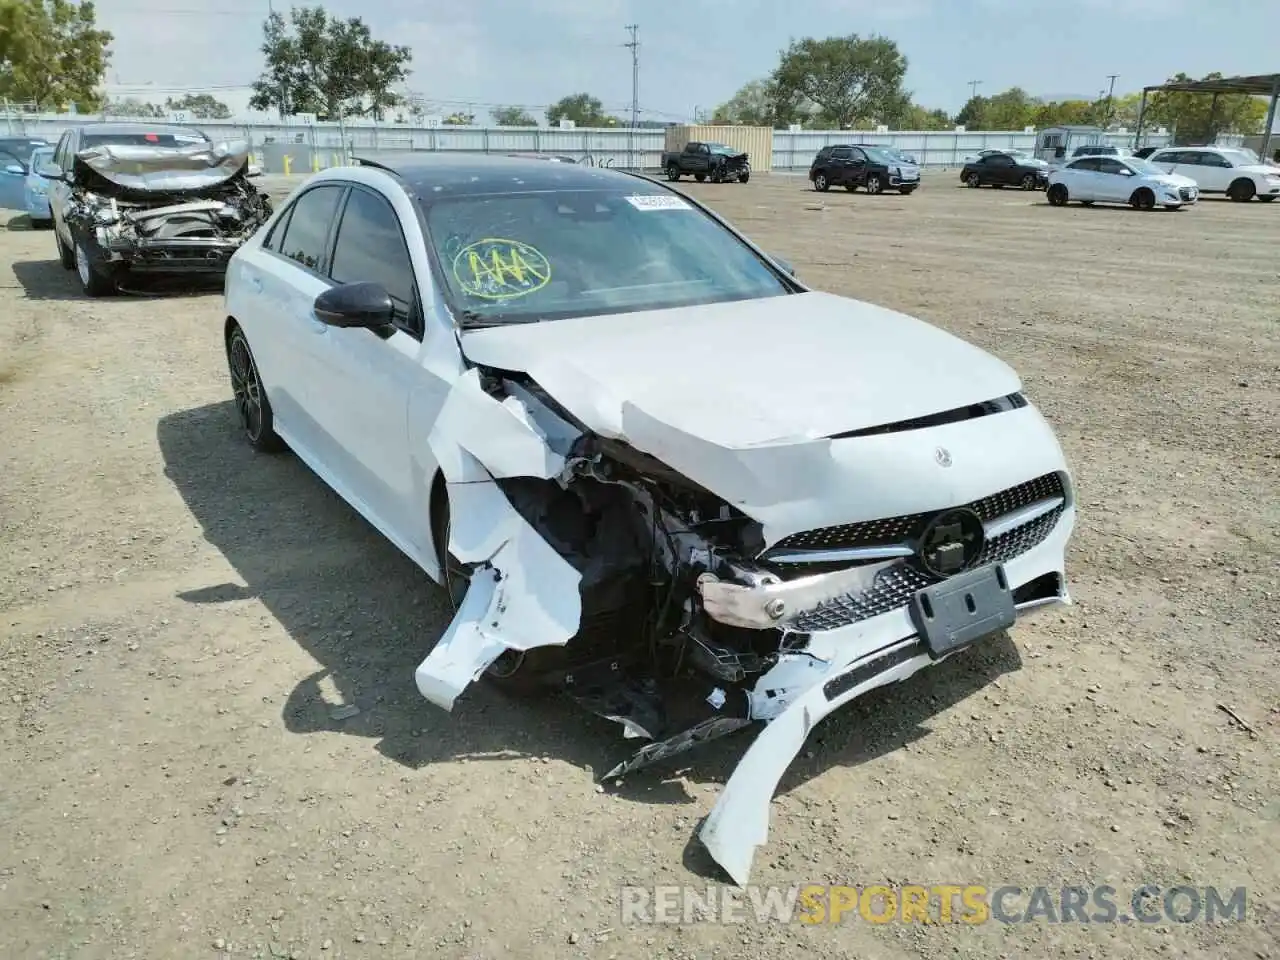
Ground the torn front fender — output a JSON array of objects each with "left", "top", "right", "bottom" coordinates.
[{"left": 414, "top": 480, "right": 583, "bottom": 710}]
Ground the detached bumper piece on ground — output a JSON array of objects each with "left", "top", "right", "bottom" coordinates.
[
  {"left": 411, "top": 298, "right": 1077, "bottom": 886},
  {"left": 64, "top": 139, "right": 271, "bottom": 295}
]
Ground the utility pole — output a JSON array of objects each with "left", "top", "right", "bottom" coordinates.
[
  {"left": 1103, "top": 73, "right": 1119, "bottom": 127},
  {"left": 624, "top": 24, "right": 640, "bottom": 130},
  {"left": 968, "top": 79, "right": 982, "bottom": 102}
]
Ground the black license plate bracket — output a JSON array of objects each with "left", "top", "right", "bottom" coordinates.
[{"left": 909, "top": 563, "right": 1016, "bottom": 660}]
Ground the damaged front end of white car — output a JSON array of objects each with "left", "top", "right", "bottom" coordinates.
[
  {"left": 414, "top": 294, "right": 1076, "bottom": 886},
  {"left": 65, "top": 138, "right": 272, "bottom": 284}
]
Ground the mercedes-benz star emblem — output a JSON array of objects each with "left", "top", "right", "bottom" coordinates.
[
  {"left": 934, "top": 446, "right": 953, "bottom": 467},
  {"left": 918, "top": 508, "right": 985, "bottom": 578}
]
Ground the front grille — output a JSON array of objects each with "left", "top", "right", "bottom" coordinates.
[
  {"left": 773, "top": 472, "right": 1066, "bottom": 553},
  {"left": 785, "top": 474, "right": 1068, "bottom": 633},
  {"left": 1179, "top": 187, "right": 1193, "bottom": 200}
]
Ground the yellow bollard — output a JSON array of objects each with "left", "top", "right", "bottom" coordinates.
[
  {"left": 311, "top": 153, "right": 320, "bottom": 173},
  {"left": 282, "top": 155, "right": 292, "bottom": 176}
]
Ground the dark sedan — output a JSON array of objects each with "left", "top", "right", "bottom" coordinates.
[{"left": 960, "top": 152, "right": 1049, "bottom": 190}]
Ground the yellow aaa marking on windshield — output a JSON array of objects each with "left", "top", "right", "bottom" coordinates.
[{"left": 452, "top": 238, "right": 551, "bottom": 300}]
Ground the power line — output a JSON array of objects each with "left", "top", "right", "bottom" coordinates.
[{"left": 968, "top": 79, "right": 983, "bottom": 101}]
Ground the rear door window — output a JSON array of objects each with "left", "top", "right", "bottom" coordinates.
[{"left": 275, "top": 185, "right": 345, "bottom": 273}]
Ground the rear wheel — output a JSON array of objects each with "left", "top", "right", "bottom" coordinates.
[
  {"left": 966, "top": 172, "right": 981, "bottom": 188},
  {"left": 1129, "top": 188, "right": 1156, "bottom": 211},
  {"left": 226, "top": 325, "right": 285, "bottom": 453},
  {"left": 1228, "top": 178, "right": 1256, "bottom": 202},
  {"left": 665, "top": 164, "right": 680, "bottom": 181},
  {"left": 1046, "top": 183, "right": 1069, "bottom": 206}
]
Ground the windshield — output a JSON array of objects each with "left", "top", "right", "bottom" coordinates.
[
  {"left": 423, "top": 187, "right": 791, "bottom": 326},
  {"left": 82, "top": 131, "right": 209, "bottom": 148},
  {"left": 863, "top": 147, "right": 897, "bottom": 164},
  {"left": 1124, "top": 158, "right": 1166, "bottom": 176},
  {"left": 1219, "top": 148, "right": 1259, "bottom": 165},
  {"left": 0, "top": 140, "right": 48, "bottom": 164},
  {"left": 705, "top": 143, "right": 739, "bottom": 155}
]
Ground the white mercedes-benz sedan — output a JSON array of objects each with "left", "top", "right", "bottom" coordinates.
[{"left": 221, "top": 154, "right": 1076, "bottom": 884}]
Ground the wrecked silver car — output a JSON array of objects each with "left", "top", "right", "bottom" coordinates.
[
  {"left": 43, "top": 123, "right": 272, "bottom": 296},
  {"left": 221, "top": 155, "right": 1076, "bottom": 885}
]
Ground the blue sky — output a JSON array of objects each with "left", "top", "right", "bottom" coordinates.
[{"left": 99, "top": 0, "right": 1280, "bottom": 122}]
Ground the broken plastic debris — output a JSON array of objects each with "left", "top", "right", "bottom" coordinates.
[
  {"left": 706, "top": 687, "right": 727, "bottom": 710},
  {"left": 328, "top": 704, "right": 360, "bottom": 721}
]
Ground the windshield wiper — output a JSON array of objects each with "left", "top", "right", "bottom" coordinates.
[{"left": 455, "top": 308, "right": 542, "bottom": 328}]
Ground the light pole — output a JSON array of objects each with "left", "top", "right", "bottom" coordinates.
[
  {"left": 968, "top": 79, "right": 983, "bottom": 102},
  {"left": 1103, "top": 74, "right": 1119, "bottom": 127}
]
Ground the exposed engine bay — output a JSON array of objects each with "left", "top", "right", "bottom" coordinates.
[
  {"left": 66, "top": 138, "right": 271, "bottom": 278},
  {"left": 413, "top": 325, "right": 1076, "bottom": 885}
]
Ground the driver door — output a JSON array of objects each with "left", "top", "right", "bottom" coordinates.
[
  {"left": 1093, "top": 157, "right": 1135, "bottom": 201},
  {"left": 986, "top": 154, "right": 1016, "bottom": 184},
  {"left": 846, "top": 147, "right": 869, "bottom": 186}
]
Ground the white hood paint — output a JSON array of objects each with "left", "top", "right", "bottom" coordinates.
[{"left": 460, "top": 292, "right": 1022, "bottom": 448}]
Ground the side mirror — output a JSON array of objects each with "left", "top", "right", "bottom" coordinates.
[
  {"left": 34, "top": 163, "right": 63, "bottom": 180},
  {"left": 771, "top": 255, "right": 797, "bottom": 278},
  {"left": 3, "top": 163, "right": 23, "bottom": 176},
  {"left": 313, "top": 282, "right": 395, "bottom": 329}
]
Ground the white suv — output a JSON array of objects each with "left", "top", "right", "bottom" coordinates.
[{"left": 1147, "top": 146, "right": 1280, "bottom": 202}]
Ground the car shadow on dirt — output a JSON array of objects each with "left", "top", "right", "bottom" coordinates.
[
  {"left": 12, "top": 258, "right": 224, "bottom": 300},
  {"left": 157, "top": 400, "right": 1022, "bottom": 829}
]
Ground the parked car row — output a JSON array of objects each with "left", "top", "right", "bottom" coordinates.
[{"left": 1046, "top": 146, "right": 1280, "bottom": 210}]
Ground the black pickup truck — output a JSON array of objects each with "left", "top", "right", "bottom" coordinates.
[{"left": 661, "top": 141, "right": 750, "bottom": 183}]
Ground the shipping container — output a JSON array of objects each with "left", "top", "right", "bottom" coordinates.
[{"left": 663, "top": 125, "right": 774, "bottom": 172}]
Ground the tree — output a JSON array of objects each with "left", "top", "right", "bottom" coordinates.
[
  {"left": 165, "top": 93, "right": 232, "bottom": 119},
  {"left": 1033, "top": 99, "right": 1093, "bottom": 127},
  {"left": 954, "top": 96, "right": 986, "bottom": 128},
  {"left": 248, "top": 5, "right": 412, "bottom": 120},
  {"left": 1145, "top": 73, "right": 1266, "bottom": 143},
  {"left": 710, "top": 78, "right": 815, "bottom": 128},
  {"left": 491, "top": 105, "right": 537, "bottom": 126},
  {"left": 545, "top": 93, "right": 617, "bottom": 127},
  {"left": 770, "top": 34, "right": 908, "bottom": 129},
  {"left": 896, "top": 103, "right": 951, "bottom": 130},
  {"left": 106, "top": 97, "right": 163, "bottom": 118},
  {"left": 443, "top": 111, "right": 473, "bottom": 125},
  {"left": 983, "top": 87, "right": 1036, "bottom": 130},
  {"left": 0, "top": 0, "right": 112, "bottom": 110}
]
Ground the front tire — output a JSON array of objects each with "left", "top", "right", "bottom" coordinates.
[
  {"left": 1046, "top": 183, "right": 1069, "bottom": 206},
  {"left": 738, "top": 171, "right": 749, "bottom": 183},
  {"left": 431, "top": 497, "right": 552, "bottom": 696},
  {"left": 1228, "top": 178, "right": 1256, "bottom": 202},
  {"left": 813, "top": 172, "right": 830, "bottom": 192},
  {"left": 55, "top": 229, "right": 75, "bottom": 269},
  {"left": 866, "top": 175, "right": 885, "bottom": 195},
  {"left": 226, "top": 325, "right": 285, "bottom": 453},
  {"left": 1129, "top": 188, "right": 1156, "bottom": 211},
  {"left": 74, "top": 240, "right": 117, "bottom": 297},
  {"left": 1021, "top": 174, "right": 1037, "bottom": 190}
]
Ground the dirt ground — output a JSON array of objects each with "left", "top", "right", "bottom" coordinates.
[{"left": 1, "top": 171, "right": 1278, "bottom": 960}]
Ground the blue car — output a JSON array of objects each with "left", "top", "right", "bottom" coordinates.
[
  {"left": 23, "top": 145, "right": 56, "bottom": 227},
  {"left": 0, "top": 137, "right": 50, "bottom": 214}
]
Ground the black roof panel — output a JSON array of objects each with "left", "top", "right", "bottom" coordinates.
[{"left": 354, "top": 152, "right": 668, "bottom": 198}]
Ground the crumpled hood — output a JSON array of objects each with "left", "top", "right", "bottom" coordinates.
[
  {"left": 74, "top": 138, "right": 251, "bottom": 192},
  {"left": 459, "top": 291, "right": 1022, "bottom": 449}
]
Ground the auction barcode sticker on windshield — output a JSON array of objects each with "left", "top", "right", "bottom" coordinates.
[{"left": 626, "top": 194, "right": 692, "bottom": 211}]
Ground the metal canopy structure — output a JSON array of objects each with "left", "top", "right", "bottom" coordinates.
[{"left": 1134, "top": 73, "right": 1280, "bottom": 159}]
